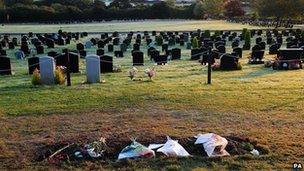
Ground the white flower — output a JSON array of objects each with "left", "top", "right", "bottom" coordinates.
[{"left": 129, "top": 67, "right": 138, "bottom": 80}]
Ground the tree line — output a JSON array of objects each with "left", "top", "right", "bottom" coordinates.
[{"left": 0, "top": 0, "right": 303, "bottom": 23}]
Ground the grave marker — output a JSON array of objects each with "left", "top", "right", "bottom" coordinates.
[{"left": 39, "top": 56, "right": 55, "bottom": 85}]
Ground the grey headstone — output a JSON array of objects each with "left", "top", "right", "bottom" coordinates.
[
  {"left": 39, "top": 56, "right": 55, "bottom": 85},
  {"left": 86, "top": 55, "right": 100, "bottom": 83}
]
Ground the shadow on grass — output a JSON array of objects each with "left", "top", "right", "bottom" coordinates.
[{"left": 237, "top": 68, "right": 277, "bottom": 80}]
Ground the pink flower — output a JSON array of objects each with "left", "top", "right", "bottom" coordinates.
[{"left": 145, "top": 67, "right": 156, "bottom": 80}]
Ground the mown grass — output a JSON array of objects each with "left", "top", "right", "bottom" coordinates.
[
  {"left": 0, "top": 20, "right": 263, "bottom": 34},
  {"left": 0, "top": 35, "right": 303, "bottom": 116},
  {"left": 0, "top": 28, "right": 303, "bottom": 170}
]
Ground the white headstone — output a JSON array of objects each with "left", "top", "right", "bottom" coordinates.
[
  {"left": 39, "top": 56, "right": 55, "bottom": 85},
  {"left": 86, "top": 55, "right": 100, "bottom": 83}
]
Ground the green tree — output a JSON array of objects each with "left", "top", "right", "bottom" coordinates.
[
  {"left": 193, "top": 0, "right": 204, "bottom": 19},
  {"left": 224, "top": 0, "right": 244, "bottom": 18},
  {"left": 243, "top": 29, "right": 251, "bottom": 50},
  {"left": 4, "top": 0, "right": 33, "bottom": 6},
  {"left": 253, "top": 0, "right": 303, "bottom": 18},
  {"left": 204, "top": 30, "right": 210, "bottom": 38},
  {"left": 0, "top": 0, "right": 4, "bottom": 9},
  {"left": 192, "top": 37, "right": 199, "bottom": 48},
  {"left": 166, "top": 0, "right": 176, "bottom": 7},
  {"left": 201, "top": 0, "right": 223, "bottom": 18}
]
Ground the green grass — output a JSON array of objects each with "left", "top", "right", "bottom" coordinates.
[
  {"left": 0, "top": 34, "right": 303, "bottom": 116},
  {"left": 0, "top": 20, "right": 263, "bottom": 33},
  {"left": 0, "top": 24, "right": 303, "bottom": 170}
]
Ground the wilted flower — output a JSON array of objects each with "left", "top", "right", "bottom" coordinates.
[
  {"left": 144, "top": 67, "right": 156, "bottom": 81},
  {"left": 129, "top": 67, "right": 138, "bottom": 80}
]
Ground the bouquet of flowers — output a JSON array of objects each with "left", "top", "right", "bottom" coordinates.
[
  {"left": 211, "top": 62, "right": 220, "bottom": 71},
  {"left": 144, "top": 67, "right": 156, "bottom": 81},
  {"left": 129, "top": 67, "right": 138, "bottom": 80},
  {"left": 113, "top": 65, "right": 122, "bottom": 72}
]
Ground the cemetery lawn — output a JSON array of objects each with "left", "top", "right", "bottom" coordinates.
[
  {"left": 0, "top": 20, "right": 263, "bottom": 34},
  {"left": 0, "top": 37, "right": 304, "bottom": 170}
]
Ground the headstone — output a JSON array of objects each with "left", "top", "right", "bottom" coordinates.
[
  {"left": 28, "top": 57, "right": 40, "bottom": 74},
  {"left": 97, "top": 40, "right": 105, "bottom": 48},
  {"left": 113, "top": 38, "right": 120, "bottom": 45},
  {"left": 108, "top": 44, "right": 114, "bottom": 52},
  {"left": 201, "top": 51, "right": 213, "bottom": 65},
  {"left": 231, "top": 41, "right": 239, "bottom": 48},
  {"left": 135, "top": 38, "right": 141, "bottom": 45},
  {"left": 86, "top": 55, "right": 100, "bottom": 83},
  {"left": 76, "top": 43, "right": 84, "bottom": 51},
  {"left": 0, "top": 56, "right": 11, "bottom": 75},
  {"left": 162, "top": 44, "right": 168, "bottom": 52},
  {"left": 146, "top": 38, "right": 152, "bottom": 46},
  {"left": 252, "top": 44, "right": 262, "bottom": 51},
  {"left": 286, "top": 42, "right": 296, "bottom": 48},
  {"left": 266, "top": 37, "right": 273, "bottom": 45},
  {"left": 150, "top": 49, "right": 159, "bottom": 61},
  {"left": 46, "top": 39, "right": 55, "bottom": 48},
  {"left": 186, "top": 42, "right": 192, "bottom": 49},
  {"left": 256, "top": 37, "right": 262, "bottom": 44},
  {"left": 48, "top": 51, "right": 58, "bottom": 58},
  {"left": 154, "top": 54, "right": 168, "bottom": 65},
  {"left": 258, "top": 42, "right": 266, "bottom": 50},
  {"left": 120, "top": 43, "right": 127, "bottom": 52},
  {"left": 191, "top": 48, "right": 202, "bottom": 60},
  {"left": 269, "top": 44, "right": 279, "bottom": 54},
  {"left": 132, "top": 51, "right": 144, "bottom": 66},
  {"left": 65, "top": 38, "right": 71, "bottom": 45},
  {"left": 55, "top": 52, "right": 79, "bottom": 73},
  {"left": 12, "top": 38, "right": 18, "bottom": 46},
  {"left": 21, "top": 36, "right": 28, "bottom": 42},
  {"left": 100, "top": 55, "right": 113, "bottom": 73},
  {"left": 276, "top": 37, "right": 283, "bottom": 44},
  {"left": 114, "top": 51, "right": 123, "bottom": 58},
  {"left": 133, "top": 43, "right": 140, "bottom": 51},
  {"left": 220, "top": 54, "right": 238, "bottom": 70},
  {"left": 179, "top": 40, "right": 185, "bottom": 46},
  {"left": 215, "top": 41, "right": 225, "bottom": 49},
  {"left": 39, "top": 56, "right": 55, "bottom": 85},
  {"left": 85, "top": 41, "right": 93, "bottom": 49},
  {"left": 57, "top": 38, "right": 65, "bottom": 46},
  {"left": 36, "top": 45, "right": 44, "bottom": 54},
  {"left": 233, "top": 47, "right": 243, "bottom": 58},
  {"left": 8, "top": 42, "right": 15, "bottom": 49},
  {"left": 274, "top": 49, "right": 303, "bottom": 70},
  {"left": 211, "top": 49, "right": 220, "bottom": 59},
  {"left": 90, "top": 38, "right": 97, "bottom": 45},
  {"left": 21, "top": 44, "right": 30, "bottom": 55},
  {"left": 168, "top": 38, "right": 175, "bottom": 46},
  {"left": 217, "top": 45, "right": 226, "bottom": 54},
  {"left": 96, "top": 49, "right": 105, "bottom": 56},
  {"left": 0, "top": 49, "right": 6, "bottom": 56},
  {"left": 79, "top": 50, "right": 87, "bottom": 58},
  {"left": 171, "top": 48, "right": 181, "bottom": 60},
  {"left": 147, "top": 47, "right": 156, "bottom": 56},
  {"left": 33, "top": 40, "right": 42, "bottom": 47},
  {"left": 249, "top": 50, "right": 265, "bottom": 64}
]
